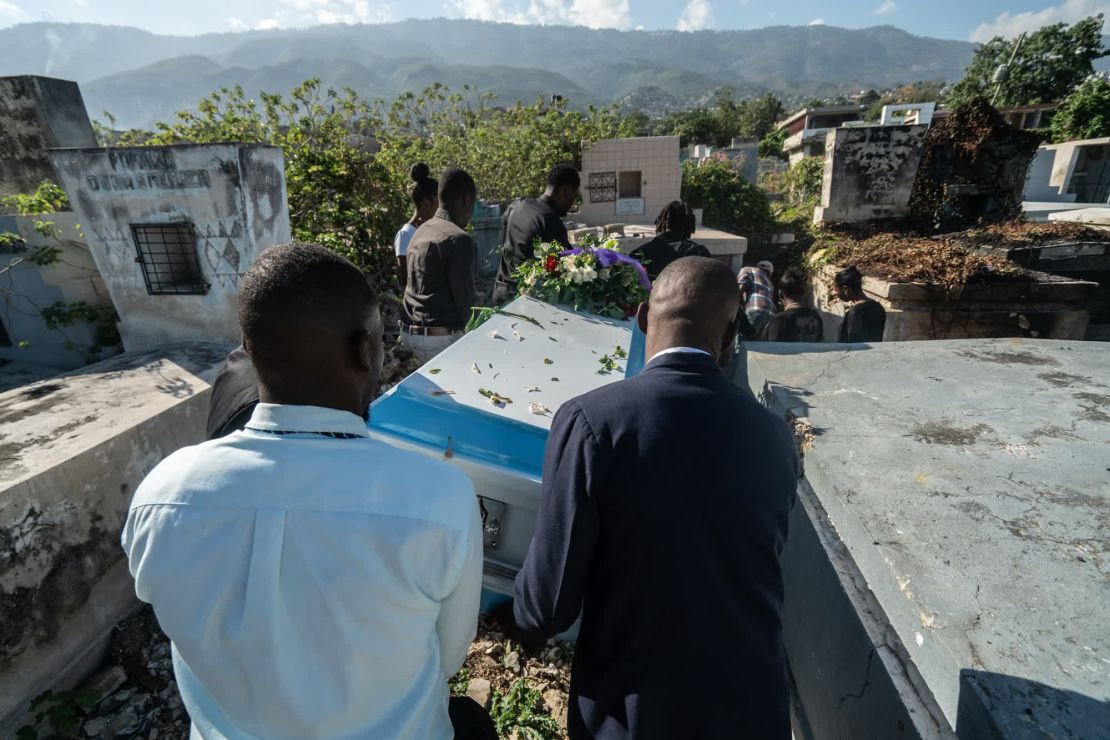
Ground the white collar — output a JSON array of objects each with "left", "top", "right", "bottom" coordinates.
[
  {"left": 245, "top": 403, "right": 370, "bottom": 438},
  {"left": 646, "top": 346, "right": 712, "bottom": 366}
]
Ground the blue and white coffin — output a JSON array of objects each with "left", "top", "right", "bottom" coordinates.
[{"left": 368, "top": 297, "right": 642, "bottom": 610}]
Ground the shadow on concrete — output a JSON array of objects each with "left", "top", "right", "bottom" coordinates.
[
  {"left": 744, "top": 341, "right": 877, "bottom": 355},
  {"left": 956, "top": 670, "right": 1110, "bottom": 740}
]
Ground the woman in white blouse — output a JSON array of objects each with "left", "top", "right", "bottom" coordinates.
[{"left": 394, "top": 162, "right": 439, "bottom": 287}]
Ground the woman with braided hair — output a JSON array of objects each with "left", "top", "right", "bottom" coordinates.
[
  {"left": 393, "top": 162, "right": 439, "bottom": 287},
  {"left": 630, "top": 200, "right": 711, "bottom": 281}
]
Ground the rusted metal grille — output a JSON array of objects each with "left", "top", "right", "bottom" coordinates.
[
  {"left": 132, "top": 223, "right": 208, "bottom": 295},
  {"left": 588, "top": 172, "right": 617, "bottom": 203}
]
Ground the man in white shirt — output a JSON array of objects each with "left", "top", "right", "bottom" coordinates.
[{"left": 122, "top": 243, "right": 492, "bottom": 739}]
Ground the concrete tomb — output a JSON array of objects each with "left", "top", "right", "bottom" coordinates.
[
  {"left": 909, "top": 99, "right": 1041, "bottom": 232},
  {"left": 808, "top": 263, "right": 1097, "bottom": 342},
  {"left": 0, "top": 343, "right": 229, "bottom": 734},
  {"left": 745, "top": 338, "right": 1109, "bottom": 739},
  {"left": 0, "top": 76, "right": 96, "bottom": 198},
  {"left": 1024, "top": 137, "right": 1110, "bottom": 205},
  {"left": 49, "top": 144, "right": 291, "bottom": 352}
]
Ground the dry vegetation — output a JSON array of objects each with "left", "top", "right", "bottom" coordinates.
[{"left": 808, "top": 220, "right": 1109, "bottom": 290}]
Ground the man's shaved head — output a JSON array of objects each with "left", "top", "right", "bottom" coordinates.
[
  {"left": 238, "top": 242, "right": 383, "bottom": 416},
  {"left": 639, "top": 257, "right": 742, "bottom": 366}
]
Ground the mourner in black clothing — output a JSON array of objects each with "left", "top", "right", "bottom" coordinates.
[
  {"left": 205, "top": 345, "right": 260, "bottom": 440},
  {"left": 835, "top": 265, "right": 887, "bottom": 343},
  {"left": 508, "top": 257, "right": 800, "bottom": 740},
  {"left": 402, "top": 168, "right": 479, "bottom": 363},
  {"left": 758, "top": 267, "right": 824, "bottom": 342},
  {"left": 629, "top": 200, "right": 711, "bottom": 281},
  {"left": 494, "top": 164, "right": 579, "bottom": 303}
]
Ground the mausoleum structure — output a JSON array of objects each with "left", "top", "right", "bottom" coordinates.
[{"left": 49, "top": 144, "right": 290, "bottom": 352}]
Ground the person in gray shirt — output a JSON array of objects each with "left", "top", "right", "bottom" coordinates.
[
  {"left": 402, "top": 167, "right": 479, "bottom": 364},
  {"left": 493, "top": 164, "right": 580, "bottom": 304}
]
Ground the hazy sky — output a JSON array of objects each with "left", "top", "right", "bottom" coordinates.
[{"left": 2, "top": 0, "right": 1107, "bottom": 42}]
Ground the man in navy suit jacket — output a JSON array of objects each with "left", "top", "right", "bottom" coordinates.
[{"left": 510, "top": 257, "right": 800, "bottom": 739}]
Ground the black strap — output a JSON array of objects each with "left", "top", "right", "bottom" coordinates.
[{"left": 245, "top": 427, "right": 362, "bottom": 440}]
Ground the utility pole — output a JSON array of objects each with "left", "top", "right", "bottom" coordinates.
[{"left": 992, "top": 32, "right": 1026, "bottom": 108}]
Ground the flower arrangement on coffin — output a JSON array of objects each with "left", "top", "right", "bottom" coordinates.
[{"left": 512, "top": 236, "right": 652, "bottom": 319}]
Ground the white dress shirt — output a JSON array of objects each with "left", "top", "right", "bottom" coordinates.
[
  {"left": 646, "top": 346, "right": 712, "bottom": 366},
  {"left": 122, "top": 403, "right": 483, "bottom": 740}
]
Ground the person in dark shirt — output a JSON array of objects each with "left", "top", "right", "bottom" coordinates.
[
  {"left": 493, "top": 164, "right": 579, "bottom": 304},
  {"left": 835, "top": 265, "right": 886, "bottom": 343},
  {"left": 505, "top": 257, "right": 799, "bottom": 740},
  {"left": 758, "top": 267, "right": 824, "bottom": 342},
  {"left": 402, "top": 167, "right": 479, "bottom": 364},
  {"left": 205, "top": 345, "right": 260, "bottom": 440},
  {"left": 629, "top": 200, "right": 711, "bottom": 281}
]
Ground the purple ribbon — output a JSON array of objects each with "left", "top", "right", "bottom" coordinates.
[{"left": 557, "top": 247, "right": 652, "bottom": 290}]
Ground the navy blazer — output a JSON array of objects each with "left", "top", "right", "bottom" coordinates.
[{"left": 514, "top": 351, "right": 799, "bottom": 740}]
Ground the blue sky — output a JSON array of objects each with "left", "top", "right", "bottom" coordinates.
[{"left": 2, "top": 0, "right": 1107, "bottom": 42}]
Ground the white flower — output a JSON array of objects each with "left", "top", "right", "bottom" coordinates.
[
  {"left": 560, "top": 255, "right": 578, "bottom": 271},
  {"left": 571, "top": 267, "right": 598, "bottom": 284}
]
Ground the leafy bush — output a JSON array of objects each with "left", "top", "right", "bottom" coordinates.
[
  {"left": 116, "top": 80, "right": 635, "bottom": 285},
  {"left": 1051, "top": 77, "right": 1110, "bottom": 142},
  {"left": 488, "top": 678, "right": 561, "bottom": 739},
  {"left": 681, "top": 158, "right": 775, "bottom": 245}
]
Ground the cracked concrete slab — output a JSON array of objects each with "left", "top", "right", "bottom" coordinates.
[{"left": 745, "top": 338, "right": 1109, "bottom": 738}]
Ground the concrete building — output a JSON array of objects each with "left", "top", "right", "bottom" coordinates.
[
  {"left": 879, "top": 102, "right": 936, "bottom": 127},
  {"left": 0, "top": 212, "right": 117, "bottom": 371},
  {"left": 812, "top": 124, "right": 930, "bottom": 224},
  {"left": 776, "top": 105, "right": 866, "bottom": 164},
  {"left": 0, "top": 76, "right": 96, "bottom": 197},
  {"left": 576, "top": 136, "right": 681, "bottom": 226},
  {"left": 997, "top": 102, "right": 1057, "bottom": 130},
  {"left": 745, "top": 338, "right": 1109, "bottom": 738},
  {"left": 1024, "top": 137, "right": 1110, "bottom": 204},
  {"left": 49, "top": 144, "right": 291, "bottom": 352}
]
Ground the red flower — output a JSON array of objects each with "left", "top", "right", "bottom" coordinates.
[{"left": 544, "top": 255, "right": 558, "bottom": 272}]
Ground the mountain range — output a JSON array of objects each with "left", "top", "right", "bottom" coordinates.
[{"left": 0, "top": 20, "right": 996, "bottom": 128}]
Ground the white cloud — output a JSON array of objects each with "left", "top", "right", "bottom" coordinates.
[
  {"left": 450, "top": 0, "right": 631, "bottom": 29},
  {"left": 227, "top": 0, "right": 389, "bottom": 30},
  {"left": 970, "top": 0, "right": 1110, "bottom": 42},
  {"left": 676, "top": 0, "right": 713, "bottom": 32},
  {"left": 0, "top": 0, "right": 25, "bottom": 19},
  {"left": 807, "top": 17, "right": 825, "bottom": 26},
  {"left": 875, "top": 0, "right": 897, "bottom": 15}
]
